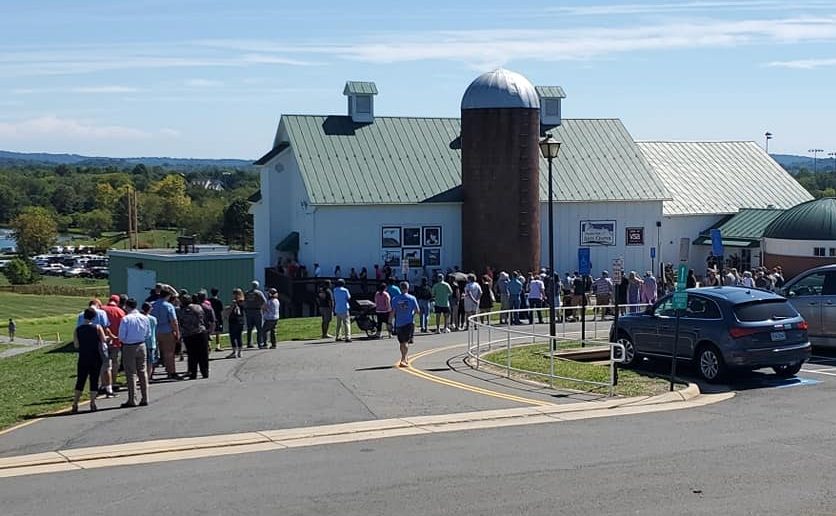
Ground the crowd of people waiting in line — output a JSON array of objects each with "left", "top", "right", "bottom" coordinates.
[{"left": 70, "top": 281, "right": 281, "bottom": 413}]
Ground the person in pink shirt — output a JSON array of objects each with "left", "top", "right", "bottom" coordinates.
[
  {"left": 373, "top": 283, "right": 392, "bottom": 338},
  {"left": 640, "top": 272, "right": 658, "bottom": 305}
]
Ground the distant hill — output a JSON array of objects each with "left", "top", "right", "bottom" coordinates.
[
  {"left": 772, "top": 153, "right": 836, "bottom": 173},
  {"left": 0, "top": 150, "right": 254, "bottom": 171}
]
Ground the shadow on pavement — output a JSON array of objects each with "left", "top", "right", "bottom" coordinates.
[
  {"left": 355, "top": 365, "right": 395, "bottom": 371},
  {"left": 23, "top": 406, "right": 122, "bottom": 420}
]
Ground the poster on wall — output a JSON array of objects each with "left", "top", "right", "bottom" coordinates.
[
  {"left": 402, "top": 248, "right": 422, "bottom": 267},
  {"left": 625, "top": 227, "right": 644, "bottom": 246},
  {"left": 381, "top": 249, "right": 401, "bottom": 266},
  {"left": 579, "top": 220, "right": 616, "bottom": 246},
  {"left": 381, "top": 227, "right": 401, "bottom": 248},
  {"left": 402, "top": 227, "right": 421, "bottom": 247},
  {"left": 422, "top": 226, "right": 441, "bottom": 247},
  {"left": 423, "top": 248, "right": 441, "bottom": 267}
]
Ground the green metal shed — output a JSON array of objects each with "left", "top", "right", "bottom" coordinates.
[{"left": 108, "top": 246, "right": 256, "bottom": 301}]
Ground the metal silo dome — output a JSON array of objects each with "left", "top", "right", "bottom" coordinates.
[
  {"left": 461, "top": 68, "right": 540, "bottom": 110},
  {"left": 763, "top": 197, "right": 836, "bottom": 240}
]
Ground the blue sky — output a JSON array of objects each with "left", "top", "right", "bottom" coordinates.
[{"left": 1, "top": 0, "right": 835, "bottom": 159}]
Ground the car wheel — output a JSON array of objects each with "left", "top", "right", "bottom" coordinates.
[
  {"left": 696, "top": 344, "right": 725, "bottom": 383},
  {"left": 772, "top": 362, "right": 803, "bottom": 378},
  {"left": 616, "top": 334, "right": 638, "bottom": 366}
]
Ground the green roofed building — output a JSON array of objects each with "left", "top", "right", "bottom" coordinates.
[{"left": 251, "top": 68, "right": 811, "bottom": 288}]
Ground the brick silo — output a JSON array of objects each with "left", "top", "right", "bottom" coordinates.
[{"left": 461, "top": 68, "right": 541, "bottom": 275}]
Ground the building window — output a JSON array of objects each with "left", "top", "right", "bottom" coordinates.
[
  {"left": 545, "top": 99, "right": 559, "bottom": 117},
  {"left": 356, "top": 95, "right": 371, "bottom": 114},
  {"left": 814, "top": 247, "right": 826, "bottom": 257},
  {"left": 831, "top": 248, "right": 836, "bottom": 257}
]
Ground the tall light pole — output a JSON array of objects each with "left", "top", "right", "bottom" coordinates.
[
  {"left": 829, "top": 151, "right": 836, "bottom": 173},
  {"left": 539, "top": 133, "right": 561, "bottom": 342},
  {"left": 810, "top": 148, "right": 824, "bottom": 174},
  {"left": 764, "top": 131, "right": 772, "bottom": 153}
]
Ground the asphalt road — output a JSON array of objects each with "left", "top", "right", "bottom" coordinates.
[
  {"left": 3, "top": 367, "right": 836, "bottom": 515},
  {"left": 3, "top": 325, "right": 836, "bottom": 514}
]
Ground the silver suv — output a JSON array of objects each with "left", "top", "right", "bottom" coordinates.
[{"left": 780, "top": 264, "right": 836, "bottom": 348}]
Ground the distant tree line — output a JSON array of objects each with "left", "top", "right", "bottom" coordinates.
[
  {"left": 0, "top": 163, "right": 257, "bottom": 252},
  {"left": 791, "top": 167, "right": 836, "bottom": 199}
]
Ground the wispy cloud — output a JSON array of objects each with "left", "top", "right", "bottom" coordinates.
[
  {"left": 546, "top": 1, "right": 832, "bottom": 16},
  {"left": 0, "top": 116, "right": 165, "bottom": 140},
  {"left": 765, "top": 57, "right": 836, "bottom": 68},
  {"left": 72, "top": 85, "right": 140, "bottom": 94},
  {"left": 200, "top": 15, "right": 836, "bottom": 68},
  {"left": 183, "top": 78, "right": 224, "bottom": 88}
]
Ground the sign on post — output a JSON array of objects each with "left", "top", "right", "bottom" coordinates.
[
  {"left": 650, "top": 246, "right": 656, "bottom": 259},
  {"left": 710, "top": 228, "right": 724, "bottom": 258},
  {"left": 611, "top": 257, "right": 624, "bottom": 284},
  {"left": 578, "top": 247, "right": 591, "bottom": 276},
  {"left": 678, "top": 237, "right": 690, "bottom": 263}
]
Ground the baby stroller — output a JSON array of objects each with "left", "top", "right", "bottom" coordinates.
[{"left": 350, "top": 299, "right": 378, "bottom": 338}]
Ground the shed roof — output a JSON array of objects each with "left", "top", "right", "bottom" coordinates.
[
  {"left": 637, "top": 141, "right": 813, "bottom": 216},
  {"left": 343, "top": 81, "right": 378, "bottom": 95},
  {"left": 274, "top": 115, "right": 670, "bottom": 205},
  {"left": 693, "top": 208, "right": 785, "bottom": 247}
]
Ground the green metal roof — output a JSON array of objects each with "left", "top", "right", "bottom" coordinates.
[
  {"left": 343, "top": 81, "right": 378, "bottom": 95},
  {"left": 277, "top": 115, "right": 669, "bottom": 205},
  {"left": 764, "top": 197, "right": 836, "bottom": 240},
  {"left": 535, "top": 85, "right": 566, "bottom": 98},
  {"left": 694, "top": 208, "right": 785, "bottom": 247}
]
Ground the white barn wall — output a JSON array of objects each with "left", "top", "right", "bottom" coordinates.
[
  {"left": 303, "top": 204, "right": 462, "bottom": 280},
  {"left": 541, "top": 201, "right": 663, "bottom": 276},
  {"left": 661, "top": 213, "right": 723, "bottom": 273}
]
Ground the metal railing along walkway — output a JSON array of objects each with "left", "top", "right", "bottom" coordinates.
[{"left": 466, "top": 304, "right": 649, "bottom": 397}]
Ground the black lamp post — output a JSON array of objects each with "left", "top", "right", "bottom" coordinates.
[
  {"left": 539, "top": 133, "right": 561, "bottom": 341},
  {"left": 764, "top": 131, "right": 772, "bottom": 153},
  {"left": 810, "top": 148, "right": 823, "bottom": 174}
]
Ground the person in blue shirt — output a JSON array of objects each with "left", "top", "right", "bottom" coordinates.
[
  {"left": 332, "top": 278, "right": 352, "bottom": 342},
  {"left": 507, "top": 273, "right": 524, "bottom": 325},
  {"left": 391, "top": 281, "right": 420, "bottom": 367}
]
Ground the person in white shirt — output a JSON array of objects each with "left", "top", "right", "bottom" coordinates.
[
  {"left": 463, "top": 274, "right": 482, "bottom": 330},
  {"left": 117, "top": 298, "right": 151, "bottom": 408},
  {"left": 527, "top": 274, "right": 545, "bottom": 324},
  {"left": 262, "top": 288, "right": 281, "bottom": 349}
]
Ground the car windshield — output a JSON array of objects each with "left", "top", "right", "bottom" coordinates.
[{"left": 734, "top": 300, "right": 798, "bottom": 322}]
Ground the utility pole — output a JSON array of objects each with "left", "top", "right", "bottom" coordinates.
[
  {"left": 809, "top": 148, "right": 824, "bottom": 174},
  {"left": 126, "top": 186, "right": 133, "bottom": 250}
]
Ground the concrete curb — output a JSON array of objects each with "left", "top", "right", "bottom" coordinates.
[{"left": 0, "top": 383, "right": 722, "bottom": 477}]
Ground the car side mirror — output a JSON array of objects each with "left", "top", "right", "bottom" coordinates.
[{"left": 783, "top": 289, "right": 794, "bottom": 298}]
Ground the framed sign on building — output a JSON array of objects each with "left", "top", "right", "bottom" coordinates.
[
  {"left": 381, "top": 227, "right": 401, "bottom": 248},
  {"left": 422, "top": 226, "right": 441, "bottom": 247},
  {"left": 381, "top": 249, "right": 401, "bottom": 266},
  {"left": 579, "top": 220, "right": 616, "bottom": 246},
  {"left": 402, "top": 227, "right": 421, "bottom": 247},
  {"left": 402, "top": 248, "right": 422, "bottom": 267},
  {"left": 625, "top": 227, "right": 644, "bottom": 246},
  {"left": 423, "top": 248, "right": 441, "bottom": 267}
]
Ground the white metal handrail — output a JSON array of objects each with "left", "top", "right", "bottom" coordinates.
[{"left": 466, "top": 303, "right": 649, "bottom": 397}]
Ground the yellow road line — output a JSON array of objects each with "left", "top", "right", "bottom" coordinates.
[{"left": 399, "top": 343, "right": 554, "bottom": 407}]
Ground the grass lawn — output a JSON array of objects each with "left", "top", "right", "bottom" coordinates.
[
  {"left": 0, "top": 343, "right": 23, "bottom": 353},
  {"left": 103, "top": 229, "right": 179, "bottom": 250},
  {"left": 482, "top": 344, "right": 675, "bottom": 397},
  {"left": 0, "top": 292, "right": 89, "bottom": 320},
  {"left": 0, "top": 343, "right": 80, "bottom": 430}
]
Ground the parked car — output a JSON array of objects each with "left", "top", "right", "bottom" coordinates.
[
  {"left": 611, "top": 286, "right": 811, "bottom": 382},
  {"left": 778, "top": 264, "right": 836, "bottom": 348}
]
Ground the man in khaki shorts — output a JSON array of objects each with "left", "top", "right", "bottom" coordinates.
[{"left": 150, "top": 289, "right": 182, "bottom": 380}]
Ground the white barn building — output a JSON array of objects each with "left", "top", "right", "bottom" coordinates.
[{"left": 251, "top": 70, "right": 811, "bottom": 285}]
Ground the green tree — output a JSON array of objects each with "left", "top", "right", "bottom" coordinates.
[
  {"left": 149, "top": 175, "right": 191, "bottom": 213},
  {"left": 222, "top": 199, "right": 253, "bottom": 250},
  {"left": 77, "top": 209, "right": 113, "bottom": 237},
  {"left": 11, "top": 207, "right": 58, "bottom": 257},
  {"left": 0, "top": 183, "right": 22, "bottom": 222},
  {"left": 2, "top": 257, "right": 40, "bottom": 285}
]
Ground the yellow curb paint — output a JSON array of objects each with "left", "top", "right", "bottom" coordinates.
[
  {"left": 400, "top": 343, "right": 555, "bottom": 407},
  {"left": 0, "top": 461, "right": 81, "bottom": 478},
  {"left": 77, "top": 442, "right": 286, "bottom": 470}
]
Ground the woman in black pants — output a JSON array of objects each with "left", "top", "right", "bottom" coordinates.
[
  {"left": 73, "top": 308, "right": 107, "bottom": 413},
  {"left": 179, "top": 295, "right": 209, "bottom": 379}
]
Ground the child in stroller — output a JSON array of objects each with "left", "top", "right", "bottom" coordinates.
[{"left": 350, "top": 299, "right": 379, "bottom": 338}]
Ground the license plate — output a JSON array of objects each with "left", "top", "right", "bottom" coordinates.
[{"left": 771, "top": 331, "right": 786, "bottom": 342}]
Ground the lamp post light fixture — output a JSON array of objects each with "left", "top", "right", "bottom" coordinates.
[
  {"left": 829, "top": 151, "right": 836, "bottom": 173},
  {"left": 764, "top": 131, "right": 772, "bottom": 153},
  {"left": 809, "top": 148, "right": 824, "bottom": 174},
  {"left": 539, "top": 133, "right": 561, "bottom": 343}
]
